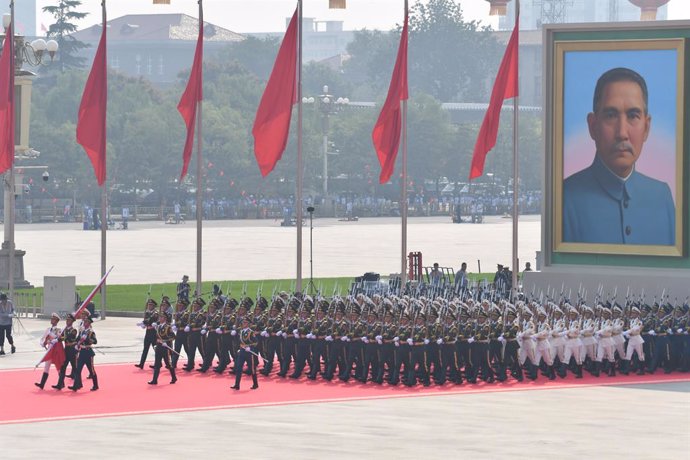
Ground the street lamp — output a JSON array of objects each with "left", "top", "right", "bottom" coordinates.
[
  {"left": 302, "top": 85, "right": 348, "bottom": 199},
  {"left": 1, "top": 12, "right": 58, "bottom": 294}
]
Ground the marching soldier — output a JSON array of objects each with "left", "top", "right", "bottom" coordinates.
[
  {"left": 171, "top": 299, "right": 190, "bottom": 368},
  {"left": 148, "top": 311, "right": 177, "bottom": 385},
  {"left": 198, "top": 299, "right": 223, "bottom": 373},
  {"left": 69, "top": 314, "right": 99, "bottom": 392},
  {"left": 342, "top": 304, "right": 366, "bottom": 382},
  {"left": 361, "top": 307, "right": 382, "bottom": 383},
  {"left": 290, "top": 299, "right": 314, "bottom": 379},
  {"left": 307, "top": 300, "right": 331, "bottom": 380},
  {"left": 406, "top": 309, "right": 430, "bottom": 387},
  {"left": 436, "top": 307, "right": 460, "bottom": 385},
  {"left": 183, "top": 298, "right": 206, "bottom": 371},
  {"left": 53, "top": 313, "right": 79, "bottom": 390},
  {"left": 231, "top": 316, "right": 259, "bottom": 390},
  {"left": 374, "top": 303, "right": 398, "bottom": 385},
  {"left": 35, "top": 313, "right": 65, "bottom": 390},
  {"left": 215, "top": 298, "right": 238, "bottom": 374},
  {"left": 468, "top": 309, "right": 495, "bottom": 383},
  {"left": 277, "top": 300, "right": 299, "bottom": 377},
  {"left": 135, "top": 299, "right": 159, "bottom": 369},
  {"left": 260, "top": 298, "right": 283, "bottom": 376},
  {"left": 323, "top": 302, "right": 349, "bottom": 381},
  {"left": 501, "top": 307, "right": 523, "bottom": 381}
]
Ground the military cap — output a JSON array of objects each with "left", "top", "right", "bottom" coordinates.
[
  {"left": 194, "top": 297, "right": 206, "bottom": 307},
  {"left": 147, "top": 298, "right": 158, "bottom": 307}
]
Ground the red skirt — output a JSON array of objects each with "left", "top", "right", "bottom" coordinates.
[{"left": 43, "top": 342, "right": 66, "bottom": 370}]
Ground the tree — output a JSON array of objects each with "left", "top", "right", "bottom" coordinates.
[
  {"left": 43, "top": 0, "right": 89, "bottom": 71},
  {"left": 409, "top": 0, "right": 501, "bottom": 102}
]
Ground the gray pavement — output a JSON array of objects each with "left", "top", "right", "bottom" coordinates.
[
  {"left": 1, "top": 317, "right": 688, "bottom": 459},
  {"left": 10, "top": 215, "right": 541, "bottom": 286}
]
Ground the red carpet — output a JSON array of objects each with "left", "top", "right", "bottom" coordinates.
[{"left": 1, "top": 364, "right": 687, "bottom": 425}]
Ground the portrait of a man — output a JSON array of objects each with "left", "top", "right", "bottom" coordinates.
[{"left": 562, "top": 67, "right": 675, "bottom": 246}]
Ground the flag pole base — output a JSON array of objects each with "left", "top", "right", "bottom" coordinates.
[{"left": 0, "top": 246, "right": 32, "bottom": 289}]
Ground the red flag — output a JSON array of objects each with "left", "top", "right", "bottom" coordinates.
[
  {"left": 372, "top": 13, "right": 408, "bottom": 184},
  {"left": 252, "top": 7, "right": 298, "bottom": 177},
  {"left": 469, "top": 14, "right": 519, "bottom": 180},
  {"left": 76, "top": 22, "right": 108, "bottom": 186},
  {"left": 0, "top": 23, "right": 15, "bottom": 174},
  {"left": 73, "top": 266, "right": 114, "bottom": 319},
  {"left": 177, "top": 10, "right": 204, "bottom": 180}
]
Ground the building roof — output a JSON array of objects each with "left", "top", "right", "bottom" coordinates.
[{"left": 72, "top": 14, "right": 244, "bottom": 43}]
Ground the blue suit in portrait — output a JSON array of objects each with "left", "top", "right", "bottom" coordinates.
[{"left": 563, "top": 155, "right": 675, "bottom": 245}]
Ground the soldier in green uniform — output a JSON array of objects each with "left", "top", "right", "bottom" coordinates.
[
  {"left": 183, "top": 298, "right": 206, "bottom": 371},
  {"left": 230, "top": 316, "right": 259, "bottom": 390},
  {"left": 52, "top": 313, "right": 79, "bottom": 390},
  {"left": 135, "top": 298, "right": 159, "bottom": 369},
  {"left": 171, "top": 299, "right": 190, "bottom": 369},
  {"left": 278, "top": 300, "right": 299, "bottom": 377},
  {"left": 406, "top": 310, "right": 430, "bottom": 387},
  {"left": 361, "top": 307, "right": 382, "bottom": 383},
  {"left": 342, "top": 304, "right": 366, "bottom": 382},
  {"left": 290, "top": 299, "right": 314, "bottom": 379},
  {"left": 215, "top": 298, "right": 238, "bottom": 373},
  {"left": 374, "top": 302, "right": 398, "bottom": 385},
  {"left": 324, "top": 302, "right": 349, "bottom": 381},
  {"left": 308, "top": 300, "right": 331, "bottom": 380},
  {"left": 437, "top": 307, "right": 461, "bottom": 385},
  {"left": 260, "top": 298, "right": 284, "bottom": 376},
  {"left": 468, "top": 310, "right": 495, "bottom": 383},
  {"left": 148, "top": 311, "right": 177, "bottom": 385}
]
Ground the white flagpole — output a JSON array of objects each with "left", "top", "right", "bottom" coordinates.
[
  {"left": 296, "top": 0, "right": 303, "bottom": 293},
  {"left": 195, "top": 0, "right": 204, "bottom": 297},
  {"left": 99, "top": 0, "right": 107, "bottom": 319},
  {"left": 401, "top": 0, "right": 408, "bottom": 291},
  {"left": 511, "top": 0, "right": 520, "bottom": 299},
  {"left": 7, "top": 0, "right": 15, "bottom": 301}
]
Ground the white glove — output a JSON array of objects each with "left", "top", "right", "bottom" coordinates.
[
  {"left": 341, "top": 336, "right": 348, "bottom": 342},
  {"left": 517, "top": 333, "right": 523, "bottom": 341},
  {"left": 50, "top": 338, "right": 58, "bottom": 345},
  {"left": 498, "top": 336, "right": 506, "bottom": 344},
  {"left": 435, "top": 338, "right": 442, "bottom": 345},
  {"left": 282, "top": 332, "right": 288, "bottom": 339},
  {"left": 325, "top": 335, "right": 333, "bottom": 342},
  {"left": 244, "top": 346, "right": 251, "bottom": 352},
  {"left": 172, "top": 326, "right": 178, "bottom": 334},
  {"left": 362, "top": 337, "right": 369, "bottom": 344},
  {"left": 394, "top": 341, "right": 400, "bottom": 347},
  {"left": 184, "top": 325, "right": 190, "bottom": 332},
  {"left": 231, "top": 330, "right": 237, "bottom": 336},
  {"left": 375, "top": 335, "right": 382, "bottom": 341},
  {"left": 309, "top": 333, "right": 316, "bottom": 339},
  {"left": 423, "top": 338, "right": 430, "bottom": 345},
  {"left": 201, "top": 329, "right": 207, "bottom": 335},
  {"left": 393, "top": 336, "right": 399, "bottom": 342},
  {"left": 667, "top": 329, "right": 673, "bottom": 335},
  {"left": 293, "top": 329, "right": 299, "bottom": 335},
  {"left": 649, "top": 330, "right": 656, "bottom": 336},
  {"left": 294, "top": 332, "right": 300, "bottom": 339},
  {"left": 152, "top": 322, "right": 158, "bottom": 328},
  {"left": 406, "top": 338, "right": 413, "bottom": 345},
  {"left": 276, "top": 330, "right": 283, "bottom": 336},
  {"left": 261, "top": 330, "right": 269, "bottom": 337},
  {"left": 468, "top": 337, "right": 475, "bottom": 344},
  {"left": 678, "top": 328, "right": 683, "bottom": 334},
  {"left": 215, "top": 328, "right": 222, "bottom": 334},
  {"left": 137, "top": 322, "right": 144, "bottom": 328}
]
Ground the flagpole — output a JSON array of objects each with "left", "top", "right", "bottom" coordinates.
[
  {"left": 7, "top": 0, "right": 14, "bottom": 301},
  {"left": 195, "top": 0, "right": 203, "bottom": 297},
  {"left": 400, "top": 0, "right": 408, "bottom": 292},
  {"left": 511, "top": 0, "right": 520, "bottom": 299},
  {"left": 99, "top": 0, "right": 107, "bottom": 319},
  {"left": 295, "top": 0, "right": 303, "bottom": 293}
]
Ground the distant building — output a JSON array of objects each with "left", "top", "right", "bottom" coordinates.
[
  {"left": 250, "top": 18, "right": 355, "bottom": 63},
  {"left": 71, "top": 14, "right": 244, "bottom": 86},
  {"left": 0, "top": 0, "right": 37, "bottom": 36},
  {"left": 499, "top": 0, "right": 668, "bottom": 30}
]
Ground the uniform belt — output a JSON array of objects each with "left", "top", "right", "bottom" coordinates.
[
  {"left": 412, "top": 343, "right": 425, "bottom": 346},
  {"left": 657, "top": 333, "right": 667, "bottom": 336},
  {"left": 192, "top": 328, "right": 201, "bottom": 331},
  {"left": 146, "top": 326, "right": 154, "bottom": 330},
  {"left": 477, "top": 339, "right": 489, "bottom": 344},
  {"left": 507, "top": 338, "right": 517, "bottom": 342}
]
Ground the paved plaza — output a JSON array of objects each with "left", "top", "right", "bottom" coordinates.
[
  {"left": 11, "top": 215, "right": 541, "bottom": 286},
  {"left": 1, "top": 317, "right": 688, "bottom": 459}
]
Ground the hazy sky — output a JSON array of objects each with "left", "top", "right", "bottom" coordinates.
[{"left": 35, "top": 0, "right": 690, "bottom": 34}]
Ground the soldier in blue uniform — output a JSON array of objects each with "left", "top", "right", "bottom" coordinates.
[
  {"left": 135, "top": 298, "right": 159, "bottom": 369},
  {"left": 183, "top": 298, "right": 206, "bottom": 371},
  {"left": 171, "top": 299, "right": 190, "bottom": 369},
  {"left": 53, "top": 313, "right": 79, "bottom": 390},
  {"left": 69, "top": 315, "right": 99, "bottom": 392}
]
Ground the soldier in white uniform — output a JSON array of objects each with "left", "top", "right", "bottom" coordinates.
[{"left": 35, "top": 313, "right": 65, "bottom": 389}]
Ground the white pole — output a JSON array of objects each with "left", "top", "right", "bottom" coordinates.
[
  {"left": 195, "top": 0, "right": 203, "bottom": 297},
  {"left": 400, "top": 0, "right": 408, "bottom": 291},
  {"left": 511, "top": 0, "right": 520, "bottom": 299},
  {"left": 296, "top": 0, "right": 303, "bottom": 293},
  {"left": 99, "top": 0, "right": 107, "bottom": 319}
]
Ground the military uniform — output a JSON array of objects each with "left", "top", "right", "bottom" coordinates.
[
  {"left": 69, "top": 316, "right": 98, "bottom": 391},
  {"left": 171, "top": 300, "right": 190, "bottom": 368},
  {"left": 231, "top": 318, "right": 259, "bottom": 390},
  {"left": 53, "top": 315, "right": 79, "bottom": 390},
  {"left": 148, "top": 314, "right": 177, "bottom": 385},
  {"left": 136, "top": 300, "right": 159, "bottom": 369},
  {"left": 183, "top": 298, "right": 206, "bottom": 371}
]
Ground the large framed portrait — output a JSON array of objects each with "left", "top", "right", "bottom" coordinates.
[{"left": 552, "top": 38, "right": 685, "bottom": 257}]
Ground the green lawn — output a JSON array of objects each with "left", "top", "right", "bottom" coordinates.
[{"left": 15, "top": 274, "right": 496, "bottom": 313}]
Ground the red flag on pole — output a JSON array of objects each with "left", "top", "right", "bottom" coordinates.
[
  {"left": 252, "top": 7, "right": 298, "bottom": 177},
  {"left": 372, "top": 13, "right": 408, "bottom": 184},
  {"left": 469, "top": 13, "right": 519, "bottom": 180},
  {"left": 76, "top": 21, "right": 108, "bottom": 186},
  {"left": 73, "top": 266, "right": 114, "bottom": 319},
  {"left": 0, "top": 22, "right": 15, "bottom": 174},
  {"left": 177, "top": 10, "right": 203, "bottom": 180}
]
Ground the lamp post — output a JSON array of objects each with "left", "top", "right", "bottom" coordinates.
[
  {"left": 1, "top": 11, "right": 58, "bottom": 295},
  {"left": 302, "top": 85, "right": 348, "bottom": 200}
]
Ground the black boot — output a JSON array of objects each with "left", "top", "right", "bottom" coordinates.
[
  {"left": 251, "top": 373, "right": 259, "bottom": 390},
  {"left": 52, "top": 370, "right": 65, "bottom": 390},
  {"left": 170, "top": 367, "right": 177, "bottom": 384},
  {"left": 608, "top": 360, "right": 616, "bottom": 377},
  {"left": 148, "top": 367, "right": 160, "bottom": 385},
  {"left": 547, "top": 365, "right": 556, "bottom": 380},
  {"left": 636, "top": 362, "right": 646, "bottom": 375},
  {"left": 35, "top": 372, "right": 49, "bottom": 390},
  {"left": 591, "top": 361, "right": 600, "bottom": 377},
  {"left": 90, "top": 374, "right": 99, "bottom": 391}
]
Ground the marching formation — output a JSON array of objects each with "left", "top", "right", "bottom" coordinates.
[{"left": 133, "top": 287, "right": 690, "bottom": 389}]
